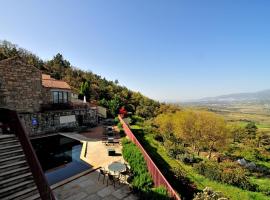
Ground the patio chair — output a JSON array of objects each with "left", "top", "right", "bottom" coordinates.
[
  {"left": 120, "top": 164, "right": 132, "bottom": 182},
  {"left": 98, "top": 168, "right": 108, "bottom": 184},
  {"left": 107, "top": 173, "right": 120, "bottom": 188},
  {"left": 114, "top": 135, "right": 120, "bottom": 139}
]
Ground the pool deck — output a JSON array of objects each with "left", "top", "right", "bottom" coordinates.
[
  {"left": 53, "top": 125, "right": 137, "bottom": 200},
  {"left": 60, "top": 126, "right": 125, "bottom": 169}
]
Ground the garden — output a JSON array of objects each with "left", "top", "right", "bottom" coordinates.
[{"left": 121, "top": 111, "right": 270, "bottom": 200}]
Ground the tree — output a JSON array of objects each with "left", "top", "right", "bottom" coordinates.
[
  {"left": 255, "top": 130, "right": 270, "bottom": 148},
  {"left": 154, "top": 113, "right": 175, "bottom": 136},
  {"left": 46, "top": 53, "right": 70, "bottom": 79},
  {"left": 228, "top": 124, "right": 246, "bottom": 143},
  {"left": 173, "top": 110, "right": 203, "bottom": 155},
  {"left": 155, "top": 103, "right": 181, "bottom": 116},
  {"left": 154, "top": 110, "right": 229, "bottom": 158},
  {"left": 79, "top": 81, "right": 91, "bottom": 101},
  {"left": 245, "top": 122, "right": 258, "bottom": 139},
  {"left": 197, "top": 111, "right": 228, "bottom": 159},
  {"left": 108, "top": 95, "right": 122, "bottom": 117}
]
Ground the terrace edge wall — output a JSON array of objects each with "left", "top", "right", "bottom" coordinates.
[
  {"left": 118, "top": 115, "right": 181, "bottom": 200},
  {"left": 20, "top": 108, "right": 97, "bottom": 136}
]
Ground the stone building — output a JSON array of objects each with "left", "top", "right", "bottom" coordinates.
[
  {"left": 41, "top": 74, "right": 72, "bottom": 105},
  {"left": 0, "top": 56, "right": 97, "bottom": 136},
  {"left": 0, "top": 56, "right": 42, "bottom": 112}
]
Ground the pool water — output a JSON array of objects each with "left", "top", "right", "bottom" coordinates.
[{"left": 31, "top": 135, "right": 91, "bottom": 185}]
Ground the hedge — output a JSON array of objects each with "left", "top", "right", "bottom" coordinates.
[{"left": 122, "top": 138, "right": 171, "bottom": 199}]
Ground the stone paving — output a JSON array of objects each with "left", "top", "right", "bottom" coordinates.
[
  {"left": 61, "top": 126, "right": 125, "bottom": 169},
  {"left": 53, "top": 171, "right": 138, "bottom": 200},
  {"left": 54, "top": 126, "right": 137, "bottom": 200}
]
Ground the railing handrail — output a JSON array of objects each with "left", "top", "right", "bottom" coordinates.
[
  {"left": 118, "top": 115, "right": 181, "bottom": 200},
  {"left": 3, "top": 109, "right": 55, "bottom": 200}
]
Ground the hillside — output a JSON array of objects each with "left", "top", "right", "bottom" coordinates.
[
  {"left": 181, "top": 90, "right": 270, "bottom": 133},
  {"left": 184, "top": 89, "right": 270, "bottom": 105},
  {"left": 0, "top": 40, "right": 161, "bottom": 118}
]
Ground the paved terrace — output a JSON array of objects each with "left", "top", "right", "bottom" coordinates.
[
  {"left": 53, "top": 171, "right": 137, "bottom": 200},
  {"left": 54, "top": 126, "right": 137, "bottom": 200}
]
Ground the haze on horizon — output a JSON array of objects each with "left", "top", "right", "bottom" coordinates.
[{"left": 1, "top": 0, "right": 270, "bottom": 102}]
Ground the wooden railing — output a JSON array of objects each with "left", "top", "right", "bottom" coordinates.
[
  {"left": 2, "top": 109, "right": 55, "bottom": 200},
  {"left": 118, "top": 115, "right": 181, "bottom": 200}
]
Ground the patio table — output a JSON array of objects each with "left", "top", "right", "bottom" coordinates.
[{"left": 108, "top": 162, "right": 126, "bottom": 173}]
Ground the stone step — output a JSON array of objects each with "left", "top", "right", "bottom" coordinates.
[
  {"left": 0, "top": 144, "right": 21, "bottom": 152},
  {"left": 0, "top": 139, "right": 19, "bottom": 146},
  {"left": 23, "top": 192, "right": 41, "bottom": 200},
  {"left": 0, "top": 134, "right": 16, "bottom": 140},
  {"left": 0, "top": 160, "right": 27, "bottom": 170},
  {"left": 0, "top": 135, "right": 17, "bottom": 143},
  {"left": 0, "top": 179, "right": 35, "bottom": 198},
  {"left": 0, "top": 149, "right": 23, "bottom": 158},
  {"left": 0, "top": 166, "right": 29, "bottom": 179},
  {"left": 0, "top": 172, "right": 32, "bottom": 189},
  {"left": 1, "top": 185, "right": 38, "bottom": 200},
  {"left": 0, "top": 154, "right": 25, "bottom": 165}
]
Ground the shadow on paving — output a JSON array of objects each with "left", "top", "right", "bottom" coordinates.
[{"left": 53, "top": 170, "right": 138, "bottom": 200}]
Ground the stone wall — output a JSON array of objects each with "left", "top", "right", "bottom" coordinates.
[
  {"left": 0, "top": 57, "right": 42, "bottom": 112},
  {"left": 19, "top": 108, "right": 97, "bottom": 136},
  {"left": 42, "top": 87, "right": 52, "bottom": 104}
]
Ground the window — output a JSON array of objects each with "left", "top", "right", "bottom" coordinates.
[
  {"left": 59, "top": 92, "right": 63, "bottom": 103},
  {"left": 52, "top": 91, "right": 69, "bottom": 104},
  {"left": 53, "top": 92, "right": 58, "bottom": 103},
  {"left": 63, "top": 92, "right": 68, "bottom": 103}
]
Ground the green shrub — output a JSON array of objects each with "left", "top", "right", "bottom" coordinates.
[
  {"left": 176, "top": 153, "right": 202, "bottom": 164},
  {"left": 194, "top": 161, "right": 258, "bottom": 191},
  {"left": 131, "top": 115, "right": 145, "bottom": 126},
  {"left": 193, "top": 187, "right": 228, "bottom": 200},
  {"left": 168, "top": 147, "right": 186, "bottom": 159},
  {"left": 154, "top": 134, "right": 164, "bottom": 142},
  {"left": 122, "top": 140, "right": 153, "bottom": 188},
  {"left": 194, "top": 161, "right": 221, "bottom": 181},
  {"left": 132, "top": 172, "right": 153, "bottom": 190},
  {"left": 114, "top": 117, "right": 120, "bottom": 124},
  {"left": 117, "top": 122, "right": 122, "bottom": 129},
  {"left": 122, "top": 139, "right": 171, "bottom": 199},
  {"left": 149, "top": 187, "right": 171, "bottom": 200}
]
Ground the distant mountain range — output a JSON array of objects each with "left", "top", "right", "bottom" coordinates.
[{"left": 183, "top": 89, "right": 270, "bottom": 105}]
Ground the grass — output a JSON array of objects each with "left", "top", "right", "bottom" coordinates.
[
  {"left": 130, "top": 125, "right": 143, "bottom": 130},
  {"left": 139, "top": 132, "right": 270, "bottom": 200},
  {"left": 250, "top": 177, "right": 270, "bottom": 196}
]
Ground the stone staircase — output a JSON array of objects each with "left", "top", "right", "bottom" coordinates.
[{"left": 0, "top": 134, "right": 41, "bottom": 200}]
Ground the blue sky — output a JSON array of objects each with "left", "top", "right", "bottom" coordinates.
[{"left": 1, "top": 0, "right": 270, "bottom": 101}]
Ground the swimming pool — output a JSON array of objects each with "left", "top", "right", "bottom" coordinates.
[{"left": 31, "top": 135, "right": 91, "bottom": 185}]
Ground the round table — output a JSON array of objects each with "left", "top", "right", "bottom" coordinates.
[{"left": 108, "top": 162, "right": 126, "bottom": 173}]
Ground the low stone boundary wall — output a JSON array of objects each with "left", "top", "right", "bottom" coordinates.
[{"left": 19, "top": 108, "right": 97, "bottom": 136}]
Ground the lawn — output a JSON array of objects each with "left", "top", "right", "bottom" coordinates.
[{"left": 139, "top": 132, "right": 270, "bottom": 200}]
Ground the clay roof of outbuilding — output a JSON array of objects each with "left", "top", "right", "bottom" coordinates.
[{"left": 42, "top": 74, "right": 71, "bottom": 90}]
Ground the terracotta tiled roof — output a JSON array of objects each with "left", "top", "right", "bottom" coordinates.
[{"left": 42, "top": 74, "right": 71, "bottom": 90}]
